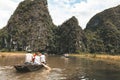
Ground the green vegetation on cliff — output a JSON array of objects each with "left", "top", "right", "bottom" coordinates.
[
  {"left": 54, "top": 16, "right": 87, "bottom": 54},
  {"left": 85, "top": 5, "right": 120, "bottom": 54},
  {"left": 0, "top": 0, "right": 56, "bottom": 52},
  {"left": 0, "top": 0, "right": 120, "bottom": 54}
]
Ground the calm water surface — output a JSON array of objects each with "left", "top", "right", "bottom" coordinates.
[{"left": 0, "top": 55, "right": 120, "bottom": 80}]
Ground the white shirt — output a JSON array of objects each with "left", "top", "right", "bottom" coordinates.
[
  {"left": 34, "top": 55, "right": 41, "bottom": 65},
  {"left": 40, "top": 55, "right": 46, "bottom": 63},
  {"left": 25, "top": 53, "right": 33, "bottom": 63}
]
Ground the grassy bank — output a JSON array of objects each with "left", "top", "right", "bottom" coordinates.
[
  {"left": 70, "top": 53, "right": 120, "bottom": 62},
  {"left": 0, "top": 52, "right": 25, "bottom": 57}
]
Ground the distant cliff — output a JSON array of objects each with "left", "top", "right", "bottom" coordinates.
[
  {"left": 56, "top": 16, "right": 87, "bottom": 53},
  {"left": 85, "top": 5, "right": 120, "bottom": 54}
]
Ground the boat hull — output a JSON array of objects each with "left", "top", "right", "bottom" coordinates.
[{"left": 14, "top": 64, "right": 43, "bottom": 72}]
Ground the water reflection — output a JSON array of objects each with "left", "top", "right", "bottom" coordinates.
[{"left": 0, "top": 55, "right": 120, "bottom": 80}]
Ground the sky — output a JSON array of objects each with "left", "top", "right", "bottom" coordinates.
[{"left": 0, "top": 0, "right": 120, "bottom": 29}]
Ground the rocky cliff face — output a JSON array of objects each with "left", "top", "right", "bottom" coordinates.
[
  {"left": 0, "top": 0, "right": 55, "bottom": 51},
  {"left": 56, "top": 16, "right": 86, "bottom": 53},
  {"left": 85, "top": 5, "right": 120, "bottom": 54},
  {"left": 0, "top": 0, "right": 119, "bottom": 54}
]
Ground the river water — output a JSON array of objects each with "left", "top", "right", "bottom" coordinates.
[{"left": 0, "top": 55, "right": 120, "bottom": 80}]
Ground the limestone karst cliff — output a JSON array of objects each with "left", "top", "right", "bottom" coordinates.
[
  {"left": 85, "top": 5, "right": 120, "bottom": 54},
  {"left": 0, "top": 0, "right": 55, "bottom": 51}
]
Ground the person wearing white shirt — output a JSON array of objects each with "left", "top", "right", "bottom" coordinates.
[
  {"left": 34, "top": 53, "right": 41, "bottom": 65},
  {"left": 40, "top": 52, "right": 46, "bottom": 64},
  {"left": 38, "top": 51, "right": 51, "bottom": 70},
  {"left": 41, "top": 54, "right": 46, "bottom": 63},
  {"left": 25, "top": 51, "right": 33, "bottom": 64}
]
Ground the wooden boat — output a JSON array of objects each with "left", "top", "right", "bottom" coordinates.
[{"left": 14, "top": 64, "right": 43, "bottom": 72}]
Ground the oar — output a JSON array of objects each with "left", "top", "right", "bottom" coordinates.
[{"left": 41, "top": 63, "right": 51, "bottom": 71}]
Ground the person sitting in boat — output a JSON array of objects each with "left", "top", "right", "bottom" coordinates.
[
  {"left": 32, "top": 52, "right": 37, "bottom": 63},
  {"left": 25, "top": 50, "right": 33, "bottom": 64},
  {"left": 34, "top": 52, "right": 41, "bottom": 65},
  {"left": 39, "top": 52, "right": 46, "bottom": 64}
]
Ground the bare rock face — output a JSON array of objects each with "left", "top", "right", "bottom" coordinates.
[
  {"left": 1, "top": 0, "right": 55, "bottom": 51},
  {"left": 85, "top": 5, "right": 120, "bottom": 54}
]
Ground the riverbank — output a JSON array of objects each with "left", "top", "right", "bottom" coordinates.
[
  {"left": 0, "top": 52, "right": 25, "bottom": 58},
  {"left": 70, "top": 53, "right": 120, "bottom": 62},
  {"left": 0, "top": 52, "right": 120, "bottom": 62}
]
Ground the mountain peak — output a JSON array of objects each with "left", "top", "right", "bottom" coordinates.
[
  {"left": 85, "top": 5, "right": 120, "bottom": 31},
  {"left": 2, "top": 0, "right": 54, "bottom": 51},
  {"left": 85, "top": 5, "right": 120, "bottom": 53},
  {"left": 62, "top": 16, "right": 79, "bottom": 26}
]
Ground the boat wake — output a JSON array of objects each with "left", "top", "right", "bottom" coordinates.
[{"left": 0, "top": 66, "right": 13, "bottom": 70}]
